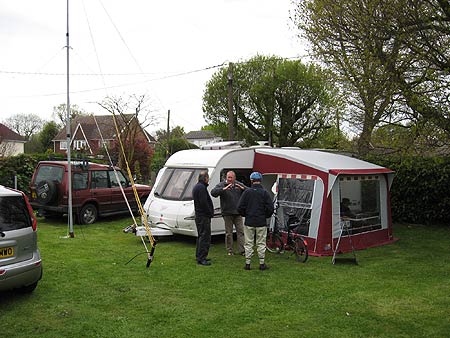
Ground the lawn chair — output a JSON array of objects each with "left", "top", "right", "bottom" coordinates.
[{"left": 332, "top": 219, "right": 358, "bottom": 265}]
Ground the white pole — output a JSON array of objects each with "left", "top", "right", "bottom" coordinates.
[{"left": 66, "top": 0, "right": 74, "bottom": 237}]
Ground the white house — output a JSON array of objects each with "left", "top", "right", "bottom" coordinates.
[
  {"left": 184, "top": 130, "right": 222, "bottom": 147},
  {"left": 0, "top": 123, "right": 26, "bottom": 157}
]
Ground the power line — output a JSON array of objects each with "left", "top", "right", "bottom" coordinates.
[
  {"left": 1, "top": 55, "right": 311, "bottom": 99},
  {"left": 0, "top": 55, "right": 311, "bottom": 77},
  {"left": 2, "top": 63, "right": 226, "bottom": 98}
]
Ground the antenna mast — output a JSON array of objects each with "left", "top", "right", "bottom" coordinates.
[{"left": 66, "top": 0, "right": 74, "bottom": 237}]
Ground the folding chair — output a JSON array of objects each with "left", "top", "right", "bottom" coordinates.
[{"left": 332, "top": 219, "right": 358, "bottom": 265}]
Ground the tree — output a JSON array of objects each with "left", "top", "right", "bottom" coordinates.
[
  {"left": 203, "top": 55, "right": 335, "bottom": 147},
  {"left": 294, "top": 0, "right": 413, "bottom": 155},
  {"left": 98, "top": 94, "right": 157, "bottom": 173},
  {"left": 3, "top": 113, "right": 44, "bottom": 140},
  {"left": 39, "top": 121, "right": 60, "bottom": 152},
  {"left": 392, "top": 0, "right": 450, "bottom": 135},
  {"left": 151, "top": 126, "right": 198, "bottom": 173},
  {"left": 371, "top": 120, "right": 449, "bottom": 155},
  {"left": 294, "top": 0, "right": 450, "bottom": 154},
  {"left": 155, "top": 126, "right": 186, "bottom": 157},
  {"left": 201, "top": 123, "right": 228, "bottom": 140},
  {"left": 52, "top": 103, "right": 86, "bottom": 127}
]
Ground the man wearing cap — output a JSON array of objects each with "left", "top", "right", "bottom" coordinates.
[
  {"left": 211, "top": 171, "right": 247, "bottom": 256},
  {"left": 237, "top": 172, "right": 274, "bottom": 271}
]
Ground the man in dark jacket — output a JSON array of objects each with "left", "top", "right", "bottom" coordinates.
[
  {"left": 192, "top": 170, "right": 214, "bottom": 266},
  {"left": 211, "top": 171, "right": 246, "bottom": 256},
  {"left": 237, "top": 172, "right": 274, "bottom": 271}
]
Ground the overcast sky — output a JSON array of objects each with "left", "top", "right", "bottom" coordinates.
[{"left": 1, "top": 0, "right": 306, "bottom": 134}]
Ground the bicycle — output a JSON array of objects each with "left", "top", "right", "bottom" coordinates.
[{"left": 266, "top": 212, "right": 309, "bottom": 263}]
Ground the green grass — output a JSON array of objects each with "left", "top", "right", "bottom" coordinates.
[{"left": 1, "top": 218, "right": 450, "bottom": 338}]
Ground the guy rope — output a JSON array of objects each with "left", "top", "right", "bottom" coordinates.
[{"left": 93, "top": 114, "right": 156, "bottom": 268}]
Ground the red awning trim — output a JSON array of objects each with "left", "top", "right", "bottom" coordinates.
[{"left": 329, "top": 168, "right": 393, "bottom": 176}]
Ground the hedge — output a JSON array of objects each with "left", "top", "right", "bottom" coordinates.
[
  {"left": 1, "top": 153, "right": 449, "bottom": 225},
  {"left": 0, "top": 153, "right": 62, "bottom": 194},
  {"left": 365, "top": 155, "right": 450, "bottom": 225}
]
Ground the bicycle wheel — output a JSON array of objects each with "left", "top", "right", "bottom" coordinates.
[
  {"left": 293, "top": 237, "right": 308, "bottom": 262},
  {"left": 266, "top": 230, "right": 284, "bottom": 253}
]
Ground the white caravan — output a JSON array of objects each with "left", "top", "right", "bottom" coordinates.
[{"left": 142, "top": 147, "right": 260, "bottom": 237}]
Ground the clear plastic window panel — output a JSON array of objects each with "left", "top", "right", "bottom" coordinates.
[
  {"left": 276, "top": 178, "right": 314, "bottom": 236},
  {"left": 339, "top": 177, "right": 382, "bottom": 234}
]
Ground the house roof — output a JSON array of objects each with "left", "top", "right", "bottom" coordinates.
[
  {"left": 53, "top": 114, "right": 155, "bottom": 142},
  {"left": 0, "top": 123, "right": 26, "bottom": 142},
  {"left": 185, "top": 130, "right": 217, "bottom": 140}
]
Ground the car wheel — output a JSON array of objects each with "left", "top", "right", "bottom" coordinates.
[
  {"left": 36, "top": 180, "right": 57, "bottom": 205},
  {"left": 78, "top": 204, "right": 98, "bottom": 225}
]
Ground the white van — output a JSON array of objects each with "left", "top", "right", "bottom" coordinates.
[{"left": 142, "top": 147, "right": 260, "bottom": 237}]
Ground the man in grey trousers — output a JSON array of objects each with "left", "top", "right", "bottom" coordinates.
[{"left": 211, "top": 171, "right": 246, "bottom": 256}]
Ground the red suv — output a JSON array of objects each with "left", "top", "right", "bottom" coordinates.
[{"left": 29, "top": 161, "right": 152, "bottom": 224}]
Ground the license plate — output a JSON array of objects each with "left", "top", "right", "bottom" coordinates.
[{"left": 0, "top": 247, "right": 14, "bottom": 259}]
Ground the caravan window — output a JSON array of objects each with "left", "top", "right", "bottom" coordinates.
[
  {"left": 154, "top": 168, "right": 204, "bottom": 201},
  {"left": 339, "top": 176, "right": 382, "bottom": 234}
]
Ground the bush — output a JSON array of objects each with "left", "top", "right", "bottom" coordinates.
[
  {"left": 365, "top": 154, "right": 450, "bottom": 225},
  {"left": 0, "top": 154, "right": 39, "bottom": 193}
]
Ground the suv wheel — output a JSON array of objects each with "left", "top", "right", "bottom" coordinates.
[
  {"left": 36, "top": 180, "right": 57, "bottom": 205},
  {"left": 78, "top": 204, "right": 98, "bottom": 225}
]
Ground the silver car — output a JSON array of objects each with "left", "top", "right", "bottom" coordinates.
[{"left": 0, "top": 185, "right": 42, "bottom": 293}]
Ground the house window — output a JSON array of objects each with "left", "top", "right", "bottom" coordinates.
[
  {"left": 60, "top": 141, "right": 67, "bottom": 150},
  {"left": 74, "top": 140, "right": 87, "bottom": 150}
]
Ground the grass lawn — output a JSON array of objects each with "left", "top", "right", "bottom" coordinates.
[{"left": 1, "top": 217, "right": 450, "bottom": 338}]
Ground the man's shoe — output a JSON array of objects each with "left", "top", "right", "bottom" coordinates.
[
  {"left": 244, "top": 264, "right": 251, "bottom": 270},
  {"left": 259, "top": 263, "right": 269, "bottom": 271},
  {"left": 197, "top": 260, "right": 211, "bottom": 266},
  {"left": 227, "top": 252, "right": 234, "bottom": 256},
  {"left": 239, "top": 252, "right": 246, "bottom": 256}
]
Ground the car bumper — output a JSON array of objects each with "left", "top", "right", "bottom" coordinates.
[{"left": 0, "top": 251, "right": 43, "bottom": 291}]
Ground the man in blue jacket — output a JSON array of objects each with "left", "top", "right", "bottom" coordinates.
[
  {"left": 237, "top": 172, "right": 274, "bottom": 271},
  {"left": 192, "top": 170, "right": 214, "bottom": 266}
]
